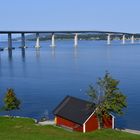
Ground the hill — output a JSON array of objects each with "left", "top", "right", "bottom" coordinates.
[{"left": 0, "top": 117, "right": 140, "bottom": 140}]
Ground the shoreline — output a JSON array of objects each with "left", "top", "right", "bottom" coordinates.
[
  {"left": 116, "top": 128, "right": 140, "bottom": 135},
  {"left": 2, "top": 115, "right": 140, "bottom": 135}
]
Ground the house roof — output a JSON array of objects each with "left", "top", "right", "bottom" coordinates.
[{"left": 53, "top": 96, "right": 96, "bottom": 125}]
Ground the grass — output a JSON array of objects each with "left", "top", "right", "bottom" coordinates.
[{"left": 0, "top": 117, "right": 140, "bottom": 140}]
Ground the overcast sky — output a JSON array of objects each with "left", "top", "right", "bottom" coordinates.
[{"left": 0, "top": 0, "right": 139, "bottom": 33}]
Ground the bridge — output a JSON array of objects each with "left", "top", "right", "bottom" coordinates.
[{"left": 0, "top": 30, "right": 139, "bottom": 50}]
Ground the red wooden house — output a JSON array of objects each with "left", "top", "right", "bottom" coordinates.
[{"left": 53, "top": 96, "right": 115, "bottom": 133}]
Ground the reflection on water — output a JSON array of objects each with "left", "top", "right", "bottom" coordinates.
[
  {"left": 51, "top": 47, "right": 56, "bottom": 58},
  {"left": 0, "top": 52, "right": 1, "bottom": 63},
  {"left": 0, "top": 53, "right": 1, "bottom": 75},
  {"left": 21, "top": 48, "right": 25, "bottom": 61},
  {"left": 7, "top": 50, "right": 14, "bottom": 77},
  {"left": 73, "top": 47, "right": 78, "bottom": 59},
  {"left": 8, "top": 50, "right": 12, "bottom": 61},
  {"left": 35, "top": 48, "right": 40, "bottom": 58}
]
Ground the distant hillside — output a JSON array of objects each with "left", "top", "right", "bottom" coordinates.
[{"left": 13, "top": 33, "right": 140, "bottom": 41}]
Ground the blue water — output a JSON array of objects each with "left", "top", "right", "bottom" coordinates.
[{"left": 0, "top": 40, "right": 140, "bottom": 130}]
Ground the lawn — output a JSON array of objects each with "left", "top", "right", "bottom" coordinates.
[{"left": 0, "top": 117, "right": 140, "bottom": 140}]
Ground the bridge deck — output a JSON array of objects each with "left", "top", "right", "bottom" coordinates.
[{"left": 0, "top": 30, "right": 134, "bottom": 35}]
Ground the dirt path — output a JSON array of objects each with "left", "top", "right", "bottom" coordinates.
[{"left": 116, "top": 128, "right": 140, "bottom": 135}]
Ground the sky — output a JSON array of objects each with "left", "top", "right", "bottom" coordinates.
[{"left": 0, "top": 0, "right": 140, "bottom": 33}]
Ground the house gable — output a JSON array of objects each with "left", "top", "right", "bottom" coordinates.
[{"left": 83, "top": 111, "right": 114, "bottom": 132}]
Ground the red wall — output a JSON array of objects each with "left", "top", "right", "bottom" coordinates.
[
  {"left": 56, "top": 114, "right": 113, "bottom": 133},
  {"left": 103, "top": 115, "right": 112, "bottom": 128},
  {"left": 56, "top": 116, "right": 83, "bottom": 132},
  {"left": 85, "top": 114, "right": 98, "bottom": 132}
]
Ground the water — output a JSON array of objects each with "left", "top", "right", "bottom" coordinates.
[{"left": 0, "top": 40, "right": 140, "bottom": 130}]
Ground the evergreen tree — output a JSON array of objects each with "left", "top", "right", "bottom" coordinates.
[
  {"left": 3, "top": 88, "right": 21, "bottom": 116},
  {"left": 87, "top": 72, "right": 127, "bottom": 129}
]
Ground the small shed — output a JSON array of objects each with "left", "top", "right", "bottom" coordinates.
[{"left": 53, "top": 96, "right": 115, "bottom": 133}]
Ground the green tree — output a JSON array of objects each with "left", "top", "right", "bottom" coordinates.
[
  {"left": 3, "top": 88, "right": 21, "bottom": 116},
  {"left": 87, "top": 72, "right": 127, "bottom": 129}
]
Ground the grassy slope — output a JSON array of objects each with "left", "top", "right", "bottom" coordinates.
[{"left": 0, "top": 117, "right": 140, "bottom": 140}]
